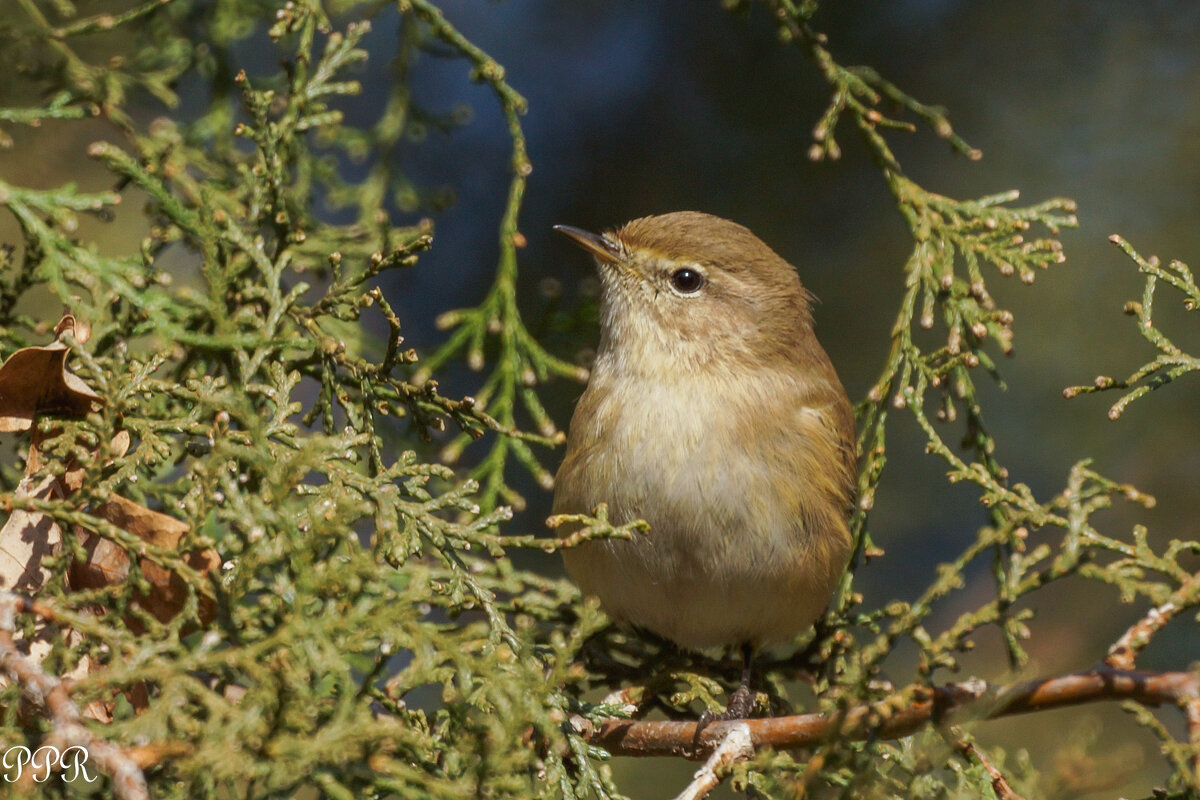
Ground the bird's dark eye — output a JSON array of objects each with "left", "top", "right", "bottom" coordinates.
[{"left": 669, "top": 268, "right": 704, "bottom": 294}]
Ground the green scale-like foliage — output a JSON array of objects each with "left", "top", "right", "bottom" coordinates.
[
  {"left": 0, "top": 3, "right": 621, "bottom": 798},
  {"left": 0, "top": 1, "right": 1197, "bottom": 799}
]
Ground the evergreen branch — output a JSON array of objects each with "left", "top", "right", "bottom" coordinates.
[
  {"left": 495, "top": 503, "right": 649, "bottom": 554},
  {"left": 761, "top": 0, "right": 978, "bottom": 166},
  {"left": 1107, "top": 567, "right": 1200, "bottom": 670},
  {"left": 945, "top": 727, "right": 1028, "bottom": 800},
  {"left": 403, "top": 0, "right": 582, "bottom": 512},
  {"left": 50, "top": 0, "right": 175, "bottom": 38},
  {"left": 751, "top": 3, "right": 1082, "bottom": 662},
  {"left": 1064, "top": 235, "right": 1200, "bottom": 417},
  {"left": 0, "top": 92, "right": 92, "bottom": 147}
]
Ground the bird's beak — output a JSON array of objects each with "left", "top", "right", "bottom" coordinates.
[{"left": 553, "top": 224, "right": 623, "bottom": 264}]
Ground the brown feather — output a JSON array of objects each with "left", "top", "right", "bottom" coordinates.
[{"left": 554, "top": 212, "right": 855, "bottom": 651}]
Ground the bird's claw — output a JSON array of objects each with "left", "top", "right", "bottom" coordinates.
[{"left": 692, "top": 685, "right": 757, "bottom": 750}]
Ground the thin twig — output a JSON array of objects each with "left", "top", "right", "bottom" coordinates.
[
  {"left": 671, "top": 722, "right": 754, "bottom": 800},
  {"left": 1107, "top": 570, "right": 1200, "bottom": 669},
  {"left": 1187, "top": 697, "right": 1200, "bottom": 785},
  {"left": 946, "top": 725, "right": 1027, "bottom": 800}
]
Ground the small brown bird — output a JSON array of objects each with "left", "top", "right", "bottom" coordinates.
[{"left": 552, "top": 211, "right": 856, "bottom": 716}]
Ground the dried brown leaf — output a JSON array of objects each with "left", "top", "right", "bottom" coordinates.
[
  {"left": 0, "top": 429, "right": 129, "bottom": 593},
  {"left": 0, "top": 470, "right": 80, "bottom": 682},
  {"left": 70, "top": 496, "right": 219, "bottom": 626},
  {"left": 0, "top": 314, "right": 101, "bottom": 433},
  {"left": 0, "top": 474, "right": 66, "bottom": 593}
]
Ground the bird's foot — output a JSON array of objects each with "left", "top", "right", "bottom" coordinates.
[
  {"left": 692, "top": 685, "right": 757, "bottom": 750},
  {"left": 722, "top": 684, "right": 756, "bottom": 720}
]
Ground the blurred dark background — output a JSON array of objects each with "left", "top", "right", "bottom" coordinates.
[{"left": 3, "top": 0, "right": 1198, "bottom": 794}]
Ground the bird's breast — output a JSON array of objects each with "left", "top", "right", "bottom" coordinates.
[
  {"left": 557, "top": 365, "right": 819, "bottom": 579},
  {"left": 553, "top": 359, "right": 851, "bottom": 649}
]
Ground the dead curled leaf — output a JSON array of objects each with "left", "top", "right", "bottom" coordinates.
[
  {"left": 0, "top": 314, "right": 101, "bottom": 433},
  {"left": 0, "top": 314, "right": 218, "bottom": 626},
  {"left": 0, "top": 313, "right": 106, "bottom": 598},
  {"left": 0, "top": 474, "right": 67, "bottom": 594}
]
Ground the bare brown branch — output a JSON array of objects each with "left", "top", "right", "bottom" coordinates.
[{"left": 583, "top": 667, "right": 1200, "bottom": 759}]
